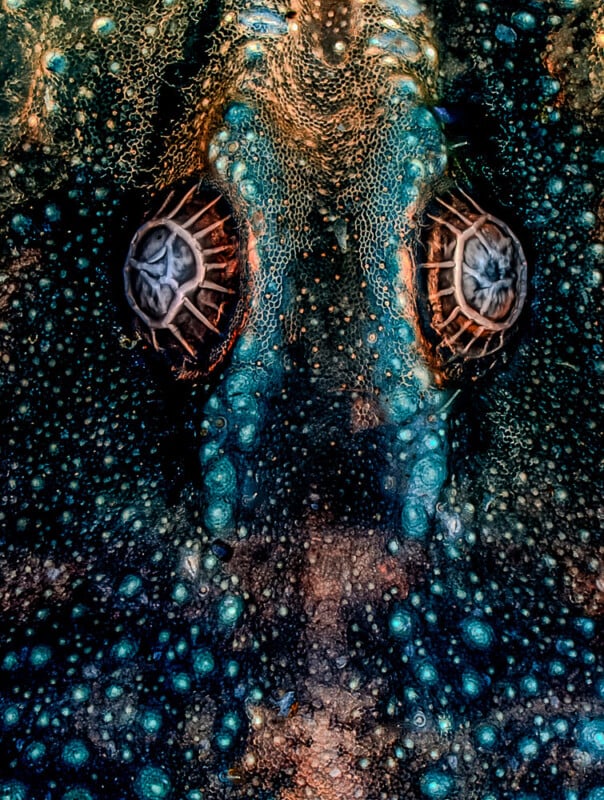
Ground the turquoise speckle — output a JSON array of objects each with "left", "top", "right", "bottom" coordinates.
[
  {"left": 230, "top": 161, "right": 247, "bottom": 184},
  {"left": 475, "top": 723, "right": 498, "bottom": 749},
  {"left": 61, "top": 739, "right": 90, "bottom": 768},
  {"left": 369, "top": 31, "right": 420, "bottom": 60},
  {"left": 518, "top": 736, "right": 539, "bottom": 760},
  {"left": 382, "top": 0, "right": 422, "bottom": 16},
  {"left": 547, "top": 177, "right": 565, "bottom": 195},
  {"left": 3, "top": 705, "right": 20, "bottom": 728},
  {"left": 411, "top": 455, "right": 447, "bottom": 494},
  {"left": 111, "top": 637, "right": 138, "bottom": 660},
  {"left": 511, "top": 11, "right": 536, "bottom": 31},
  {"left": 226, "top": 659, "right": 239, "bottom": 678},
  {"left": 134, "top": 766, "right": 172, "bottom": 800},
  {"left": 44, "top": 203, "right": 61, "bottom": 222},
  {"left": 172, "top": 673, "right": 191, "bottom": 693},
  {"left": 192, "top": 648, "right": 215, "bottom": 676},
  {"left": 575, "top": 617, "right": 595, "bottom": 638},
  {"left": 586, "top": 789, "right": 604, "bottom": 800},
  {"left": 92, "top": 16, "right": 115, "bottom": 35},
  {"left": 238, "top": 8, "right": 289, "bottom": 37},
  {"left": 552, "top": 718, "right": 569, "bottom": 736},
  {"left": 495, "top": 24, "right": 517, "bottom": 44},
  {"left": 29, "top": 645, "right": 52, "bottom": 667},
  {"left": 0, "top": 780, "right": 28, "bottom": 800},
  {"left": 44, "top": 51, "right": 68, "bottom": 74},
  {"left": 225, "top": 369, "right": 257, "bottom": 397},
  {"left": 577, "top": 719, "right": 604, "bottom": 758},
  {"left": 222, "top": 711, "right": 241, "bottom": 732},
  {"left": 416, "top": 661, "right": 439, "bottom": 685},
  {"left": 2, "top": 652, "right": 18, "bottom": 671},
  {"left": 118, "top": 574, "right": 142, "bottom": 598},
  {"left": 139, "top": 709, "right": 163, "bottom": 734},
  {"left": 461, "top": 669, "right": 484, "bottom": 699},
  {"left": 218, "top": 594, "right": 244, "bottom": 626},
  {"left": 172, "top": 583, "right": 189, "bottom": 604},
  {"left": 388, "top": 387, "right": 419, "bottom": 424},
  {"left": 422, "top": 432, "right": 441, "bottom": 451},
  {"left": 239, "top": 179, "right": 259, "bottom": 201},
  {"left": 401, "top": 496, "right": 428, "bottom": 539},
  {"left": 71, "top": 685, "right": 90, "bottom": 703},
  {"left": 62, "top": 789, "right": 94, "bottom": 800},
  {"left": 237, "top": 422, "right": 257, "bottom": 450},
  {"left": 204, "top": 499, "right": 235, "bottom": 535},
  {"left": 24, "top": 741, "right": 46, "bottom": 763},
  {"left": 389, "top": 608, "right": 413, "bottom": 639},
  {"left": 461, "top": 618, "right": 495, "bottom": 650},
  {"left": 215, "top": 731, "right": 233, "bottom": 750},
  {"left": 420, "top": 770, "right": 454, "bottom": 799},
  {"left": 549, "top": 660, "right": 566, "bottom": 676},
  {"left": 224, "top": 102, "right": 255, "bottom": 127},
  {"left": 105, "top": 684, "right": 124, "bottom": 700},
  {"left": 203, "top": 457, "right": 237, "bottom": 497},
  {"left": 520, "top": 675, "right": 539, "bottom": 696}
]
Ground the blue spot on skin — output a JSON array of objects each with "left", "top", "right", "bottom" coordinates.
[
  {"left": 134, "top": 767, "right": 172, "bottom": 800},
  {"left": 461, "top": 618, "right": 495, "bottom": 650},
  {"left": 511, "top": 11, "right": 536, "bottom": 31},
  {"left": 238, "top": 8, "right": 289, "bottom": 36},
  {"left": 576, "top": 719, "right": 604, "bottom": 759},
  {"left": 401, "top": 496, "right": 429, "bottom": 538},
  {"left": 381, "top": 0, "right": 422, "bottom": 16},
  {"left": 0, "top": 781, "right": 28, "bottom": 800},
  {"left": 420, "top": 770, "right": 454, "bottom": 799},
  {"left": 117, "top": 574, "right": 142, "bottom": 598},
  {"left": 203, "top": 457, "right": 237, "bottom": 497},
  {"left": 461, "top": 668, "right": 486, "bottom": 699},
  {"left": 61, "top": 740, "right": 89, "bottom": 768},
  {"left": 495, "top": 24, "right": 518, "bottom": 44},
  {"left": 217, "top": 594, "right": 244, "bottom": 626},
  {"left": 28, "top": 645, "right": 51, "bottom": 667},
  {"left": 204, "top": 499, "right": 235, "bottom": 536},
  {"left": 475, "top": 723, "right": 499, "bottom": 750},
  {"left": 389, "top": 608, "right": 414, "bottom": 639},
  {"left": 369, "top": 31, "right": 420, "bottom": 59},
  {"left": 44, "top": 51, "right": 68, "bottom": 74}
]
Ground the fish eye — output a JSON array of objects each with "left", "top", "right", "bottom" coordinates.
[
  {"left": 412, "top": 190, "right": 528, "bottom": 381},
  {"left": 123, "top": 181, "right": 247, "bottom": 378}
]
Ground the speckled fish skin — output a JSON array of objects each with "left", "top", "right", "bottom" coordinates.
[{"left": 0, "top": 1, "right": 603, "bottom": 800}]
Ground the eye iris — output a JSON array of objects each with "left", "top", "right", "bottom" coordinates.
[
  {"left": 123, "top": 184, "right": 243, "bottom": 377},
  {"left": 420, "top": 192, "right": 528, "bottom": 366},
  {"left": 461, "top": 224, "right": 517, "bottom": 321}
]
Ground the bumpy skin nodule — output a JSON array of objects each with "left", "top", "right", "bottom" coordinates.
[{"left": 164, "top": 0, "right": 452, "bottom": 548}]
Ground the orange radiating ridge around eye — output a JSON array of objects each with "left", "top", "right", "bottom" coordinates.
[
  {"left": 123, "top": 183, "right": 247, "bottom": 378},
  {"left": 412, "top": 190, "right": 528, "bottom": 380}
]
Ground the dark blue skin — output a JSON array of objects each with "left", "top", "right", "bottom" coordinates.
[{"left": 0, "top": 1, "right": 602, "bottom": 799}]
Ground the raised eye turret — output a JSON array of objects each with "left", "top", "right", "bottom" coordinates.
[
  {"left": 123, "top": 183, "right": 246, "bottom": 377},
  {"left": 414, "top": 191, "right": 528, "bottom": 379}
]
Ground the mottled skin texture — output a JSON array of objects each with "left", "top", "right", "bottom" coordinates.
[{"left": 0, "top": 1, "right": 603, "bottom": 800}]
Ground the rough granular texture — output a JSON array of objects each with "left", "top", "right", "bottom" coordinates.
[
  {"left": 0, "top": 0, "right": 602, "bottom": 799},
  {"left": 0, "top": 0, "right": 209, "bottom": 210}
]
